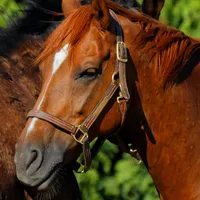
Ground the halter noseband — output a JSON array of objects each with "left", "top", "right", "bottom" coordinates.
[{"left": 27, "top": 10, "right": 130, "bottom": 173}]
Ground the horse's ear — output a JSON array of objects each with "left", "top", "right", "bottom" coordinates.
[
  {"left": 92, "top": 0, "right": 110, "bottom": 30},
  {"left": 142, "top": 0, "right": 165, "bottom": 19},
  {"left": 62, "top": 0, "right": 81, "bottom": 17}
]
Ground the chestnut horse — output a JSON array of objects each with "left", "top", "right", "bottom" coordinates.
[
  {"left": 18, "top": 0, "right": 200, "bottom": 200},
  {"left": 1, "top": 1, "right": 165, "bottom": 200},
  {"left": 0, "top": 0, "right": 82, "bottom": 199}
]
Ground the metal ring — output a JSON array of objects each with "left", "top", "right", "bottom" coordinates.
[{"left": 112, "top": 71, "right": 119, "bottom": 83}]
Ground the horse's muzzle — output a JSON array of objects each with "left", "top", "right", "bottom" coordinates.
[{"left": 14, "top": 140, "right": 64, "bottom": 190}]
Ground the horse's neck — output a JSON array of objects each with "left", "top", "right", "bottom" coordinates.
[{"left": 125, "top": 31, "right": 200, "bottom": 199}]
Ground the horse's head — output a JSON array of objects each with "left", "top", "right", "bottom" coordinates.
[{"left": 14, "top": 0, "right": 133, "bottom": 191}]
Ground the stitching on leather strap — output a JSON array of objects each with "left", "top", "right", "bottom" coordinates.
[{"left": 27, "top": 110, "right": 76, "bottom": 133}]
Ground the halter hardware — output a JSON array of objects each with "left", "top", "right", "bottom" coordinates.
[
  {"left": 117, "top": 41, "right": 128, "bottom": 63},
  {"left": 117, "top": 91, "right": 124, "bottom": 104},
  {"left": 112, "top": 71, "right": 119, "bottom": 84},
  {"left": 130, "top": 148, "right": 142, "bottom": 165},
  {"left": 73, "top": 125, "right": 89, "bottom": 145}
]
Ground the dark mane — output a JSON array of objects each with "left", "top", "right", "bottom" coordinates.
[
  {"left": 81, "top": 0, "right": 141, "bottom": 8},
  {"left": 0, "top": 0, "right": 64, "bottom": 58},
  {"left": 37, "top": 0, "right": 200, "bottom": 86}
]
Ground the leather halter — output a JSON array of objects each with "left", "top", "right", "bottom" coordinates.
[{"left": 27, "top": 10, "right": 130, "bottom": 173}]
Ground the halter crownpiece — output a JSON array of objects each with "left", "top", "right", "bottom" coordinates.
[{"left": 27, "top": 10, "right": 130, "bottom": 173}]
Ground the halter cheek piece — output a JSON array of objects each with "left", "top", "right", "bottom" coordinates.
[{"left": 27, "top": 10, "right": 131, "bottom": 173}]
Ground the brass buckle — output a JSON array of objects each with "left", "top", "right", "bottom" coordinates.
[
  {"left": 117, "top": 91, "right": 124, "bottom": 103},
  {"left": 112, "top": 71, "right": 119, "bottom": 83},
  {"left": 117, "top": 41, "right": 128, "bottom": 63},
  {"left": 73, "top": 125, "right": 89, "bottom": 145},
  {"left": 130, "top": 148, "right": 142, "bottom": 165}
]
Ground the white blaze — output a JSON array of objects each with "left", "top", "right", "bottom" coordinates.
[
  {"left": 26, "top": 43, "right": 69, "bottom": 136},
  {"left": 53, "top": 43, "right": 69, "bottom": 74}
]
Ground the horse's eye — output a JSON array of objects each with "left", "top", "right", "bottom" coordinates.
[{"left": 79, "top": 68, "right": 99, "bottom": 80}]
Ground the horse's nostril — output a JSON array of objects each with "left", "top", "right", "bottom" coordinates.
[
  {"left": 25, "top": 147, "right": 43, "bottom": 175},
  {"left": 26, "top": 150, "right": 38, "bottom": 170}
]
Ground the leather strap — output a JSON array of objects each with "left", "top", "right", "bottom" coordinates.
[
  {"left": 82, "top": 82, "right": 119, "bottom": 130},
  {"left": 27, "top": 110, "right": 76, "bottom": 133},
  {"left": 110, "top": 10, "right": 130, "bottom": 125}
]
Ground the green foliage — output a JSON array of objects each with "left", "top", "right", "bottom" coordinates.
[
  {"left": 159, "top": 0, "right": 200, "bottom": 38},
  {"left": 76, "top": 141, "right": 158, "bottom": 200},
  {"left": 0, "top": 0, "right": 23, "bottom": 27}
]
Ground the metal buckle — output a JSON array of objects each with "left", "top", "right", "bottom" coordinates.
[
  {"left": 117, "top": 41, "right": 128, "bottom": 63},
  {"left": 130, "top": 148, "right": 142, "bottom": 165},
  {"left": 112, "top": 71, "right": 119, "bottom": 83},
  {"left": 73, "top": 125, "right": 89, "bottom": 145},
  {"left": 117, "top": 91, "right": 124, "bottom": 103}
]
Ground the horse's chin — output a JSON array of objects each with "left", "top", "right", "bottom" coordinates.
[{"left": 26, "top": 168, "right": 70, "bottom": 200}]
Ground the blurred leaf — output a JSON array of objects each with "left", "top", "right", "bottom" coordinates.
[{"left": 0, "top": 0, "right": 23, "bottom": 27}]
